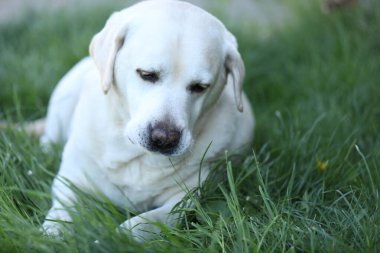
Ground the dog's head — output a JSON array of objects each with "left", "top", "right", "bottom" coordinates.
[{"left": 89, "top": 0, "right": 245, "bottom": 156}]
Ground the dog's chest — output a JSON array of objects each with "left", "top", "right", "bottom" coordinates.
[
  {"left": 96, "top": 151, "right": 187, "bottom": 208},
  {"left": 106, "top": 158, "right": 176, "bottom": 189}
]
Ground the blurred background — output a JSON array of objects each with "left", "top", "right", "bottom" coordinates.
[{"left": 0, "top": 0, "right": 289, "bottom": 25}]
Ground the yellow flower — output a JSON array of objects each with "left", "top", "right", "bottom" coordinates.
[{"left": 317, "top": 159, "right": 329, "bottom": 171}]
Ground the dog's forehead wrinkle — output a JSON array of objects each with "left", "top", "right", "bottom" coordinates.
[
  {"left": 123, "top": 11, "right": 225, "bottom": 84},
  {"left": 191, "top": 71, "right": 215, "bottom": 84}
]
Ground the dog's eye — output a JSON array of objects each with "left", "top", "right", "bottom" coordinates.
[
  {"left": 136, "top": 69, "right": 159, "bottom": 83},
  {"left": 188, "top": 83, "right": 210, "bottom": 94}
]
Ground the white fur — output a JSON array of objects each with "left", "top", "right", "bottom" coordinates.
[{"left": 42, "top": 0, "right": 254, "bottom": 240}]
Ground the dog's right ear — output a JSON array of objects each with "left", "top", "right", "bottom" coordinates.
[
  {"left": 89, "top": 11, "right": 130, "bottom": 94},
  {"left": 224, "top": 31, "right": 246, "bottom": 112}
]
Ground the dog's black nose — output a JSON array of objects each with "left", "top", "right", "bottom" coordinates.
[{"left": 149, "top": 122, "right": 181, "bottom": 154}]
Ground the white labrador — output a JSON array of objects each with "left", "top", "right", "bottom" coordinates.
[{"left": 41, "top": 0, "right": 254, "bottom": 240}]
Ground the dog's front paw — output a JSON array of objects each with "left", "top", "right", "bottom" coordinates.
[
  {"left": 41, "top": 206, "right": 73, "bottom": 238},
  {"left": 41, "top": 220, "right": 64, "bottom": 237},
  {"left": 119, "top": 216, "right": 160, "bottom": 242}
]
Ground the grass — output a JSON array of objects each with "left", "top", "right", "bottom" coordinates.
[{"left": 0, "top": 1, "right": 380, "bottom": 252}]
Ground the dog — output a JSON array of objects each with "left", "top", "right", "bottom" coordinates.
[{"left": 41, "top": 0, "right": 254, "bottom": 240}]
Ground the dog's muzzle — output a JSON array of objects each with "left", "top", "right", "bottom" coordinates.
[{"left": 147, "top": 122, "right": 182, "bottom": 155}]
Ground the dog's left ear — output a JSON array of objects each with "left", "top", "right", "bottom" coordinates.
[
  {"left": 89, "top": 11, "right": 130, "bottom": 94},
  {"left": 224, "top": 31, "right": 246, "bottom": 112}
]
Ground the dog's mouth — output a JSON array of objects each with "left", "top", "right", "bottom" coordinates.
[
  {"left": 143, "top": 139, "right": 189, "bottom": 157},
  {"left": 146, "top": 145, "right": 182, "bottom": 156}
]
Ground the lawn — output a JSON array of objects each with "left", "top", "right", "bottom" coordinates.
[{"left": 0, "top": 1, "right": 379, "bottom": 252}]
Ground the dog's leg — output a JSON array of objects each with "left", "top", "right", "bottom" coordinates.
[
  {"left": 0, "top": 118, "right": 46, "bottom": 137},
  {"left": 119, "top": 192, "right": 185, "bottom": 241},
  {"left": 42, "top": 177, "right": 78, "bottom": 237},
  {"left": 42, "top": 201, "right": 74, "bottom": 237}
]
